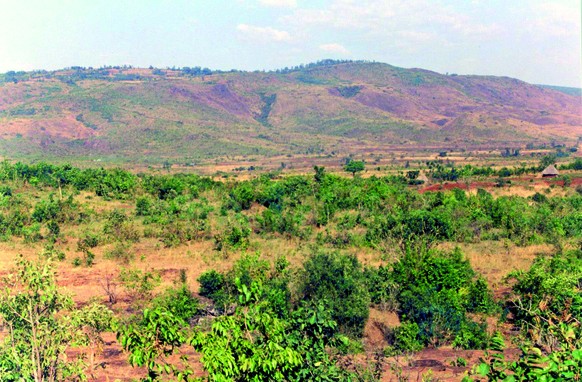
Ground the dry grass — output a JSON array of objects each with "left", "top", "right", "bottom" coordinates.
[{"left": 441, "top": 241, "right": 553, "bottom": 287}]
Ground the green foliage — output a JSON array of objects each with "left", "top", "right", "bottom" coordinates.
[
  {"left": 392, "top": 322, "right": 423, "bottom": 353},
  {"left": 336, "top": 85, "right": 362, "bottom": 98},
  {"left": 213, "top": 215, "right": 251, "bottom": 251},
  {"left": 475, "top": 324, "right": 582, "bottom": 381},
  {"left": 400, "top": 209, "right": 453, "bottom": 241},
  {"left": 136, "top": 195, "right": 154, "bottom": 216},
  {"left": 120, "top": 277, "right": 355, "bottom": 381},
  {"left": 198, "top": 270, "right": 225, "bottom": 300},
  {"left": 539, "top": 154, "right": 557, "bottom": 169},
  {"left": 0, "top": 160, "right": 580, "bottom": 379},
  {"left": 105, "top": 241, "right": 134, "bottom": 263},
  {"left": 507, "top": 249, "right": 582, "bottom": 338},
  {"left": 198, "top": 254, "right": 291, "bottom": 317},
  {"left": 94, "top": 168, "right": 137, "bottom": 200},
  {"left": 0, "top": 256, "right": 112, "bottom": 381},
  {"left": 119, "top": 268, "right": 161, "bottom": 302},
  {"left": 151, "top": 285, "right": 199, "bottom": 325},
  {"left": 300, "top": 252, "right": 370, "bottom": 337},
  {"left": 314, "top": 165, "right": 326, "bottom": 183},
  {"left": 191, "top": 279, "right": 351, "bottom": 382},
  {"left": 227, "top": 182, "right": 256, "bottom": 211},
  {"left": 256, "top": 93, "right": 276, "bottom": 126},
  {"left": 392, "top": 248, "right": 493, "bottom": 348},
  {"left": 103, "top": 209, "right": 141, "bottom": 242},
  {"left": 364, "top": 265, "right": 399, "bottom": 311},
  {"left": 344, "top": 160, "right": 366, "bottom": 177},
  {"left": 117, "top": 307, "right": 192, "bottom": 381}
]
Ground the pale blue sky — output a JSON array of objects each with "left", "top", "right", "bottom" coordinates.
[{"left": 0, "top": 0, "right": 580, "bottom": 87}]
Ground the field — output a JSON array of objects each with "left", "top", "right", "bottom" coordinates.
[{"left": 0, "top": 154, "right": 580, "bottom": 381}]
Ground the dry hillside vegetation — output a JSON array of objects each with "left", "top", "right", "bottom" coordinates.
[{"left": 0, "top": 61, "right": 580, "bottom": 165}]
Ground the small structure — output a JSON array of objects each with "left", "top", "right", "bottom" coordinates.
[
  {"left": 541, "top": 165, "right": 559, "bottom": 178},
  {"left": 417, "top": 172, "right": 429, "bottom": 184}
]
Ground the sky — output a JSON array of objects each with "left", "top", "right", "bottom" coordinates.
[{"left": 0, "top": 0, "right": 580, "bottom": 87}]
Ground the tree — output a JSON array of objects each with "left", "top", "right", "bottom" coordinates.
[
  {"left": 0, "top": 255, "right": 112, "bottom": 381},
  {"left": 119, "top": 279, "right": 351, "bottom": 381},
  {"left": 344, "top": 160, "right": 365, "bottom": 177},
  {"left": 540, "top": 154, "right": 557, "bottom": 168},
  {"left": 299, "top": 252, "right": 370, "bottom": 337},
  {"left": 313, "top": 165, "right": 326, "bottom": 183}
]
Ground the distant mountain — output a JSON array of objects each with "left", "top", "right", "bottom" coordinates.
[
  {"left": 0, "top": 61, "right": 580, "bottom": 164},
  {"left": 537, "top": 84, "right": 582, "bottom": 97}
]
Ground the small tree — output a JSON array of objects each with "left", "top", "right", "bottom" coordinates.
[
  {"left": 344, "top": 160, "right": 365, "bottom": 177},
  {"left": 0, "top": 255, "right": 112, "bottom": 381},
  {"left": 540, "top": 154, "right": 557, "bottom": 169}
]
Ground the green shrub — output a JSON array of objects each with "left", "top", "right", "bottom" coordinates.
[
  {"left": 213, "top": 215, "right": 251, "bottom": 251},
  {"left": 135, "top": 195, "right": 153, "bottom": 216},
  {"left": 392, "top": 247, "right": 493, "bottom": 347},
  {"left": 198, "top": 270, "right": 225, "bottom": 300},
  {"left": 23, "top": 223, "right": 42, "bottom": 243},
  {"left": 507, "top": 249, "right": 582, "bottom": 335},
  {"left": 364, "top": 265, "right": 399, "bottom": 311},
  {"left": 466, "top": 277, "right": 497, "bottom": 314},
  {"left": 227, "top": 182, "right": 255, "bottom": 211},
  {"left": 299, "top": 252, "right": 370, "bottom": 338},
  {"left": 151, "top": 285, "right": 199, "bottom": 324},
  {"left": 392, "top": 321, "right": 423, "bottom": 353},
  {"left": 103, "top": 210, "right": 141, "bottom": 242},
  {"left": 119, "top": 268, "right": 161, "bottom": 302},
  {"left": 451, "top": 320, "right": 489, "bottom": 349},
  {"left": 105, "top": 242, "right": 134, "bottom": 264}
]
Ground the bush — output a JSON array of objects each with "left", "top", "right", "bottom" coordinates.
[
  {"left": 198, "top": 255, "right": 289, "bottom": 316},
  {"left": 105, "top": 242, "right": 134, "bottom": 264},
  {"left": 392, "top": 247, "right": 493, "bottom": 347},
  {"left": 135, "top": 196, "right": 153, "bottom": 216},
  {"left": 103, "top": 210, "right": 141, "bottom": 242},
  {"left": 77, "top": 232, "right": 101, "bottom": 250},
  {"left": 152, "top": 285, "right": 199, "bottom": 324},
  {"left": 213, "top": 215, "right": 251, "bottom": 251},
  {"left": 119, "top": 268, "right": 161, "bottom": 302},
  {"left": 392, "top": 322, "right": 423, "bottom": 353},
  {"left": 507, "top": 249, "right": 582, "bottom": 335},
  {"left": 364, "top": 265, "right": 399, "bottom": 311},
  {"left": 451, "top": 320, "right": 489, "bottom": 349},
  {"left": 23, "top": 223, "right": 42, "bottom": 243},
  {"left": 299, "top": 252, "right": 370, "bottom": 338},
  {"left": 198, "top": 270, "right": 225, "bottom": 300}
]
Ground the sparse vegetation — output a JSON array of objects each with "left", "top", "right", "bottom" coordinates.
[{"left": 0, "top": 152, "right": 578, "bottom": 380}]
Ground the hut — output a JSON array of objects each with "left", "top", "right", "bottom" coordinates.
[
  {"left": 417, "top": 172, "right": 429, "bottom": 184},
  {"left": 541, "top": 165, "right": 559, "bottom": 178}
]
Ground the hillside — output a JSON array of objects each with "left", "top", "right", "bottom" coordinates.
[{"left": 0, "top": 61, "right": 580, "bottom": 165}]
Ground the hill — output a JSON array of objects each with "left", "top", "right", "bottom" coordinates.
[
  {"left": 0, "top": 61, "right": 580, "bottom": 165},
  {"left": 537, "top": 84, "right": 582, "bottom": 97}
]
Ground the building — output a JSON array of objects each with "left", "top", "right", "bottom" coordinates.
[{"left": 541, "top": 165, "right": 559, "bottom": 178}]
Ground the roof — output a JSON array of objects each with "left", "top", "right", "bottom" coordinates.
[
  {"left": 541, "top": 164, "right": 559, "bottom": 176},
  {"left": 417, "top": 172, "right": 429, "bottom": 182}
]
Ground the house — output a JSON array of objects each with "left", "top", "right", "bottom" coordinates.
[
  {"left": 417, "top": 172, "right": 429, "bottom": 184},
  {"left": 541, "top": 164, "right": 559, "bottom": 177}
]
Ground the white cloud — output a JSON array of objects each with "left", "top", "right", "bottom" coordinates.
[
  {"left": 319, "top": 43, "right": 349, "bottom": 54},
  {"left": 281, "top": 0, "right": 502, "bottom": 38},
  {"left": 237, "top": 24, "right": 292, "bottom": 42},
  {"left": 528, "top": 2, "right": 581, "bottom": 37},
  {"left": 258, "top": 0, "right": 297, "bottom": 8}
]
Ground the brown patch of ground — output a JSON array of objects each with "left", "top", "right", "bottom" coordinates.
[{"left": 0, "top": 116, "right": 97, "bottom": 140}]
